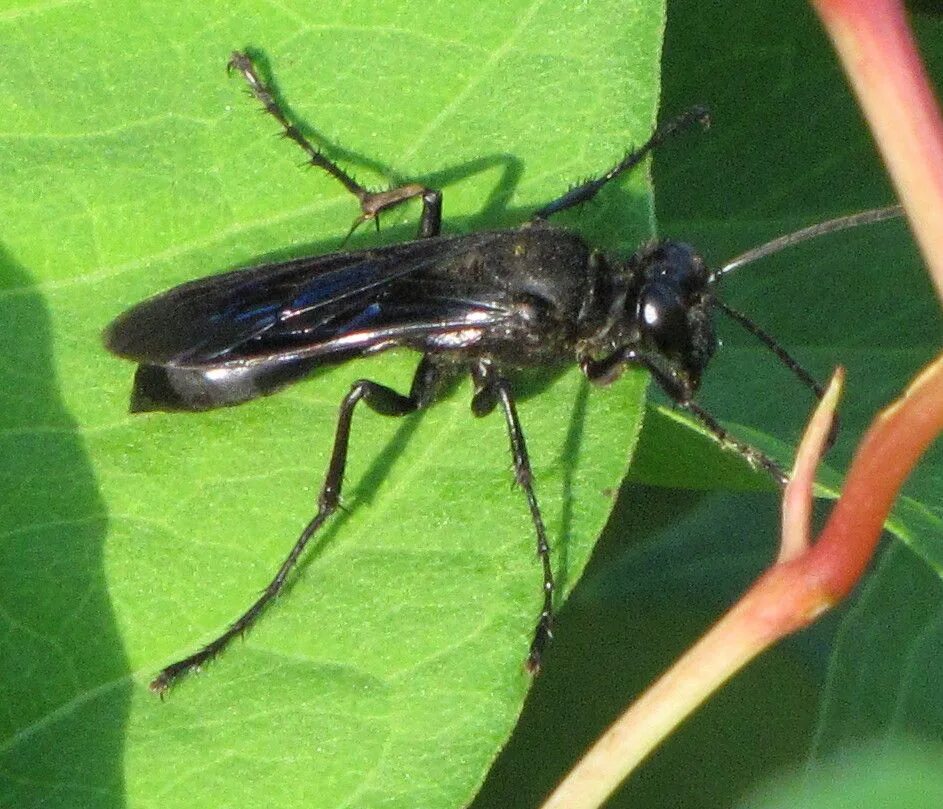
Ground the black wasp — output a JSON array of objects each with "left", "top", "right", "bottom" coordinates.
[{"left": 104, "top": 52, "right": 901, "bottom": 693}]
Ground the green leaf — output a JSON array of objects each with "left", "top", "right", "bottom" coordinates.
[
  {"left": 0, "top": 2, "right": 664, "bottom": 808},
  {"left": 740, "top": 738, "right": 943, "bottom": 809}
]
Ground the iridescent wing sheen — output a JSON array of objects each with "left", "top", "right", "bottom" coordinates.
[{"left": 104, "top": 232, "right": 515, "bottom": 368}]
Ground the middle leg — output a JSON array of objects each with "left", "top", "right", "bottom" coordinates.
[
  {"left": 531, "top": 106, "right": 709, "bottom": 220},
  {"left": 470, "top": 359, "right": 554, "bottom": 672}
]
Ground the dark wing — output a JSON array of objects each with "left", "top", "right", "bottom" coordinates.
[{"left": 104, "top": 232, "right": 514, "bottom": 368}]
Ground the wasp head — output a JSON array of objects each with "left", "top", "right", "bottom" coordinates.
[{"left": 624, "top": 239, "right": 717, "bottom": 390}]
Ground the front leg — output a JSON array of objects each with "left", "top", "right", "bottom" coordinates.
[{"left": 581, "top": 347, "right": 788, "bottom": 487}]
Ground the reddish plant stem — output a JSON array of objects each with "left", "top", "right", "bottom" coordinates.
[
  {"left": 539, "top": 4, "right": 943, "bottom": 806},
  {"left": 540, "top": 353, "right": 943, "bottom": 809},
  {"left": 812, "top": 0, "right": 943, "bottom": 300}
]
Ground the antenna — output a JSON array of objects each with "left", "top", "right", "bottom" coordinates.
[
  {"left": 712, "top": 204, "right": 903, "bottom": 281},
  {"left": 709, "top": 204, "right": 904, "bottom": 444},
  {"left": 713, "top": 298, "right": 824, "bottom": 397}
]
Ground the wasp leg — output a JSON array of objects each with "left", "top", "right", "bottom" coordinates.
[
  {"left": 470, "top": 360, "right": 554, "bottom": 673},
  {"left": 227, "top": 51, "right": 442, "bottom": 239},
  {"left": 582, "top": 349, "right": 788, "bottom": 488},
  {"left": 532, "top": 106, "right": 709, "bottom": 221},
  {"left": 150, "top": 356, "right": 447, "bottom": 693},
  {"left": 677, "top": 399, "right": 788, "bottom": 487}
]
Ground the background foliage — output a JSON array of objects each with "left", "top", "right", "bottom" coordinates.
[{"left": 474, "top": 2, "right": 943, "bottom": 808}]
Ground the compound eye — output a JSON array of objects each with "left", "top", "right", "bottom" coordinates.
[
  {"left": 638, "top": 283, "right": 688, "bottom": 353},
  {"left": 651, "top": 242, "right": 707, "bottom": 294}
]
